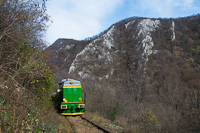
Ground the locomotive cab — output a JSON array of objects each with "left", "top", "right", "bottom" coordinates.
[{"left": 57, "top": 79, "right": 85, "bottom": 115}]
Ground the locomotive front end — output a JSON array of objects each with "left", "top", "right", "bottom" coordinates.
[{"left": 57, "top": 79, "right": 85, "bottom": 115}]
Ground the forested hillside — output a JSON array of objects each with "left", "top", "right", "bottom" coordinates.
[
  {"left": 48, "top": 15, "right": 200, "bottom": 132},
  {"left": 0, "top": 0, "right": 72, "bottom": 132}
]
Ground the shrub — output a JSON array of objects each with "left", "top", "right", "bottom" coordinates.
[
  {"left": 138, "top": 111, "right": 159, "bottom": 132},
  {"left": 110, "top": 102, "right": 119, "bottom": 122}
]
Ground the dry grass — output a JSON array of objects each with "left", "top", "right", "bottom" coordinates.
[
  {"left": 83, "top": 112, "right": 126, "bottom": 132},
  {"left": 37, "top": 103, "right": 73, "bottom": 132}
]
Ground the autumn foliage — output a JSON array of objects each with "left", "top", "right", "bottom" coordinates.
[{"left": 0, "top": 0, "right": 66, "bottom": 132}]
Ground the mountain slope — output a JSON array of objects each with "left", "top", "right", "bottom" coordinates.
[
  {"left": 45, "top": 39, "right": 90, "bottom": 82},
  {"left": 68, "top": 18, "right": 161, "bottom": 79},
  {"left": 47, "top": 15, "right": 200, "bottom": 132}
]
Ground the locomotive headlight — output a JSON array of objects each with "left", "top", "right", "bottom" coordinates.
[
  {"left": 63, "top": 98, "right": 67, "bottom": 102},
  {"left": 70, "top": 80, "right": 74, "bottom": 84},
  {"left": 78, "top": 104, "right": 85, "bottom": 108}
]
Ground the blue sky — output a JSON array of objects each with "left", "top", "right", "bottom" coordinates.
[{"left": 45, "top": 0, "right": 200, "bottom": 45}]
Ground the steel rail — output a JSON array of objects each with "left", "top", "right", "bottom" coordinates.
[
  {"left": 66, "top": 117, "right": 76, "bottom": 133},
  {"left": 80, "top": 116, "right": 111, "bottom": 133}
]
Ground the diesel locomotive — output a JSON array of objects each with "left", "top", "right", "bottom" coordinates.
[{"left": 56, "top": 79, "right": 85, "bottom": 115}]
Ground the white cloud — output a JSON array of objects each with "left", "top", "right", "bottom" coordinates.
[
  {"left": 45, "top": 0, "right": 199, "bottom": 45},
  {"left": 46, "top": 0, "right": 124, "bottom": 45},
  {"left": 137, "top": 0, "right": 196, "bottom": 17},
  {"left": 183, "top": 0, "right": 194, "bottom": 7}
]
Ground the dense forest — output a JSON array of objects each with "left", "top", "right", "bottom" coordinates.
[
  {"left": 82, "top": 16, "right": 200, "bottom": 132},
  {"left": 0, "top": 0, "right": 73, "bottom": 132}
]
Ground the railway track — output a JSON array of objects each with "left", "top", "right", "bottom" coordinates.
[{"left": 66, "top": 115, "right": 111, "bottom": 133}]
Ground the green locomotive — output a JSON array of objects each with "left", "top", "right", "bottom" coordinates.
[{"left": 56, "top": 79, "right": 85, "bottom": 115}]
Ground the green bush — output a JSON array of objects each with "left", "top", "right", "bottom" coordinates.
[{"left": 110, "top": 102, "right": 119, "bottom": 122}]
